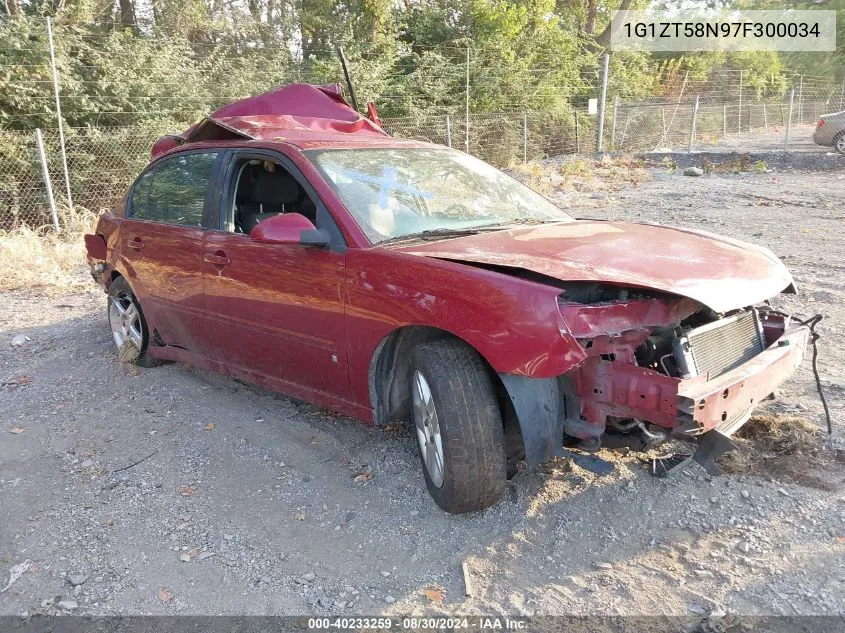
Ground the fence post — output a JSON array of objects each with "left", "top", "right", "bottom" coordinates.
[
  {"left": 662, "top": 69, "right": 688, "bottom": 145},
  {"left": 661, "top": 107, "right": 666, "bottom": 140},
  {"left": 464, "top": 46, "right": 470, "bottom": 153},
  {"left": 46, "top": 17, "right": 73, "bottom": 213},
  {"left": 575, "top": 112, "right": 580, "bottom": 154},
  {"left": 688, "top": 95, "right": 699, "bottom": 154},
  {"left": 522, "top": 114, "right": 528, "bottom": 164},
  {"left": 840, "top": 78, "right": 845, "bottom": 110},
  {"left": 722, "top": 105, "right": 727, "bottom": 138},
  {"left": 763, "top": 103, "right": 768, "bottom": 130},
  {"left": 737, "top": 70, "right": 743, "bottom": 133},
  {"left": 610, "top": 95, "right": 619, "bottom": 149},
  {"left": 445, "top": 115, "right": 452, "bottom": 148},
  {"left": 35, "top": 128, "right": 60, "bottom": 232},
  {"left": 784, "top": 88, "right": 795, "bottom": 150},
  {"left": 797, "top": 74, "right": 804, "bottom": 124},
  {"left": 596, "top": 53, "right": 610, "bottom": 153}
]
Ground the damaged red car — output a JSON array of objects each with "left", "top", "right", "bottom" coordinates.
[{"left": 85, "top": 84, "right": 809, "bottom": 513}]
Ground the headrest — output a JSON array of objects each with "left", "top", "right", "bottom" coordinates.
[{"left": 251, "top": 169, "right": 301, "bottom": 205}]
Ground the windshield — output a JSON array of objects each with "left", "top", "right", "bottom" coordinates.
[{"left": 306, "top": 148, "right": 573, "bottom": 244}]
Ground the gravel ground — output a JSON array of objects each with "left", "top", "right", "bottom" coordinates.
[
  {"left": 683, "top": 124, "right": 826, "bottom": 153},
  {"left": 1, "top": 165, "right": 844, "bottom": 620}
]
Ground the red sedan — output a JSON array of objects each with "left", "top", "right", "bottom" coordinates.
[{"left": 86, "top": 84, "right": 809, "bottom": 513}]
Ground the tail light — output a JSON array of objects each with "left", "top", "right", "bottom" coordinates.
[{"left": 818, "top": 119, "right": 826, "bottom": 128}]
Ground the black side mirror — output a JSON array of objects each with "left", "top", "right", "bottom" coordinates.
[{"left": 300, "top": 228, "right": 331, "bottom": 248}]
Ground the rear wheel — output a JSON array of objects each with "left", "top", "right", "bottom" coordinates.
[
  {"left": 834, "top": 131, "right": 845, "bottom": 155},
  {"left": 107, "top": 276, "right": 164, "bottom": 368},
  {"left": 410, "top": 339, "right": 506, "bottom": 513}
]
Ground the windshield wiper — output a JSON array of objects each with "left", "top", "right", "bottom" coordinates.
[
  {"left": 377, "top": 228, "right": 482, "bottom": 247},
  {"left": 474, "top": 218, "right": 556, "bottom": 230}
]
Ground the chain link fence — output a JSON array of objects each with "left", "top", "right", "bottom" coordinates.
[
  {"left": 4, "top": 89, "right": 839, "bottom": 231},
  {"left": 1, "top": 19, "right": 843, "bottom": 231},
  {"left": 2, "top": 110, "right": 600, "bottom": 230},
  {"left": 610, "top": 73, "right": 845, "bottom": 154}
]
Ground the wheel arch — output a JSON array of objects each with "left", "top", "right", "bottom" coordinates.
[
  {"left": 368, "top": 323, "right": 526, "bottom": 463},
  {"left": 107, "top": 266, "right": 135, "bottom": 292},
  {"left": 834, "top": 129, "right": 845, "bottom": 154}
]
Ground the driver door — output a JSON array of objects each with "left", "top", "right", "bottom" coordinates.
[{"left": 201, "top": 150, "right": 350, "bottom": 401}]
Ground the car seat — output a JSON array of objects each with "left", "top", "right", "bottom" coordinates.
[{"left": 238, "top": 168, "right": 318, "bottom": 234}]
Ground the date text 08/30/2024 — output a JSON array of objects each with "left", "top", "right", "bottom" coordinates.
[{"left": 307, "top": 617, "right": 528, "bottom": 630}]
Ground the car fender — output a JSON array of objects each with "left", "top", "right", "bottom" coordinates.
[{"left": 346, "top": 248, "right": 588, "bottom": 420}]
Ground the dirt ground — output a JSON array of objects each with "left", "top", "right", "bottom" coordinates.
[{"left": 1, "top": 163, "right": 844, "bottom": 621}]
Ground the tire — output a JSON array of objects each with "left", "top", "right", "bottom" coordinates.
[
  {"left": 107, "top": 276, "right": 166, "bottom": 368},
  {"left": 410, "top": 339, "right": 506, "bottom": 513},
  {"left": 834, "top": 131, "right": 845, "bottom": 155}
]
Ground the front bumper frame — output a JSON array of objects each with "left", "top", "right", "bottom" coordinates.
[
  {"left": 572, "top": 317, "right": 809, "bottom": 439},
  {"left": 676, "top": 320, "right": 808, "bottom": 435}
]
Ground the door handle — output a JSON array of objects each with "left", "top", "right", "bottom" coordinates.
[
  {"left": 203, "top": 251, "right": 231, "bottom": 266},
  {"left": 127, "top": 237, "right": 143, "bottom": 251}
]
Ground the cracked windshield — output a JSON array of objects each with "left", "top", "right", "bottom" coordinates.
[{"left": 308, "top": 148, "right": 572, "bottom": 244}]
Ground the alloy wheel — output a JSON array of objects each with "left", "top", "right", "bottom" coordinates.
[
  {"left": 108, "top": 291, "right": 144, "bottom": 351},
  {"left": 412, "top": 370, "right": 445, "bottom": 488}
]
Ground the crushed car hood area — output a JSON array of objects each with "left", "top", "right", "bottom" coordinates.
[{"left": 396, "top": 221, "right": 795, "bottom": 313}]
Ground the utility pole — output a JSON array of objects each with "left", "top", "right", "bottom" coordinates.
[
  {"left": 35, "top": 129, "right": 59, "bottom": 232},
  {"left": 797, "top": 74, "right": 804, "bottom": 124},
  {"left": 610, "top": 95, "right": 619, "bottom": 149},
  {"left": 46, "top": 17, "right": 73, "bottom": 212},
  {"left": 596, "top": 53, "right": 609, "bottom": 153},
  {"left": 465, "top": 46, "right": 470, "bottom": 153},
  {"left": 784, "top": 88, "right": 795, "bottom": 150},
  {"left": 523, "top": 114, "right": 528, "bottom": 164},
  {"left": 662, "top": 69, "right": 688, "bottom": 145},
  {"left": 575, "top": 112, "right": 580, "bottom": 153},
  {"left": 688, "top": 95, "right": 699, "bottom": 153}
]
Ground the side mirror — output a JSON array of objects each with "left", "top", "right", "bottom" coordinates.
[{"left": 249, "top": 213, "right": 331, "bottom": 248}]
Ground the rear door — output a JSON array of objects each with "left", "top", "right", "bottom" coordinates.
[
  {"left": 120, "top": 150, "right": 221, "bottom": 357},
  {"left": 200, "top": 149, "right": 350, "bottom": 400}
]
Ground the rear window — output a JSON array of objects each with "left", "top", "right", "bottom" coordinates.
[{"left": 129, "top": 152, "right": 218, "bottom": 226}]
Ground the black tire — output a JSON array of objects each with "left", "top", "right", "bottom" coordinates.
[
  {"left": 410, "top": 339, "right": 506, "bottom": 513},
  {"left": 834, "top": 131, "right": 845, "bottom": 156},
  {"left": 107, "top": 276, "right": 166, "bottom": 368}
]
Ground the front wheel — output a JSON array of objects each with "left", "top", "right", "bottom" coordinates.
[{"left": 410, "top": 339, "right": 506, "bottom": 513}]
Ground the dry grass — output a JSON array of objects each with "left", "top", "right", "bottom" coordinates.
[
  {"left": 0, "top": 205, "right": 99, "bottom": 292},
  {"left": 720, "top": 414, "right": 841, "bottom": 490},
  {"left": 737, "top": 414, "right": 821, "bottom": 455}
]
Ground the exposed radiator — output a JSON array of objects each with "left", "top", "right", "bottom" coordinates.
[{"left": 673, "top": 310, "right": 765, "bottom": 379}]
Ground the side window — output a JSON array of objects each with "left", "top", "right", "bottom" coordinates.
[
  {"left": 129, "top": 169, "right": 153, "bottom": 217},
  {"left": 132, "top": 152, "right": 217, "bottom": 226},
  {"left": 229, "top": 159, "right": 318, "bottom": 235}
]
